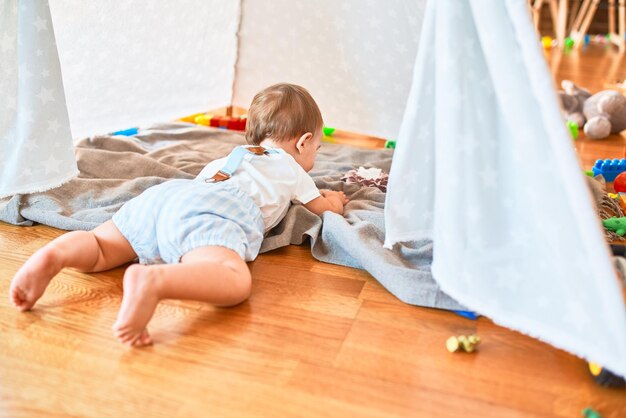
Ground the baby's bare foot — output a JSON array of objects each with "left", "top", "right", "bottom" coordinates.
[
  {"left": 112, "top": 264, "right": 159, "bottom": 347},
  {"left": 9, "top": 246, "right": 64, "bottom": 311}
]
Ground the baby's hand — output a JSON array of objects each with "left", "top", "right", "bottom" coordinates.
[
  {"left": 305, "top": 189, "right": 349, "bottom": 215},
  {"left": 321, "top": 190, "right": 349, "bottom": 206}
]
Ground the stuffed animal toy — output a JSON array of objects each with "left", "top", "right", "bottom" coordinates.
[
  {"left": 558, "top": 80, "right": 626, "bottom": 140},
  {"left": 583, "top": 90, "right": 626, "bottom": 139},
  {"left": 558, "top": 80, "right": 591, "bottom": 128}
]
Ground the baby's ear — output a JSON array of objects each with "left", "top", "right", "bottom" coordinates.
[{"left": 296, "top": 132, "right": 313, "bottom": 153}]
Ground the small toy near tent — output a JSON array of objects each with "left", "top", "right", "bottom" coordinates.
[{"left": 1, "top": 0, "right": 624, "bottom": 378}]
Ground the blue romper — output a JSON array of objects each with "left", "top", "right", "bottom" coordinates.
[{"left": 112, "top": 149, "right": 267, "bottom": 264}]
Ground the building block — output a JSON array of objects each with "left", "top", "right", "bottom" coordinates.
[
  {"left": 567, "top": 120, "right": 579, "bottom": 140},
  {"left": 453, "top": 310, "right": 479, "bottom": 320},
  {"left": 210, "top": 115, "right": 247, "bottom": 131},
  {"left": 446, "top": 335, "right": 481, "bottom": 353},
  {"left": 179, "top": 113, "right": 247, "bottom": 131},
  {"left": 582, "top": 407, "right": 602, "bottom": 418},
  {"left": 111, "top": 127, "right": 138, "bottom": 136},
  {"left": 194, "top": 113, "right": 214, "bottom": 126},
  {"left": 591, "top": 159, "right": 626, "bottom": 181},
  {"left": 179, "top": 112, "right": 205, "bottom": 123},
  {"left": 323, "top": 126, "right": 335, "bottom": 136}
]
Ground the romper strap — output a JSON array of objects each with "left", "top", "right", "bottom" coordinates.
[{"left": 205, "top": 145, "right": 279, "bottom": 183}]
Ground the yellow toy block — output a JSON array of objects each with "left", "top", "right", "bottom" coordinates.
[
  {"left": 194, "top": 114, "right": 214, "bottom": 126},
  {"left": 179, "top": 112, "right": 205, "bottom": 123}
]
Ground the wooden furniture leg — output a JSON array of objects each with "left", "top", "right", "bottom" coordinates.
[
  {"left": 568, "top": 0, "right": 581, "bottom": 33},
  {"left": 532, "top": 0, "right": 545, "bottom": 32},
  {"left": 618, "top": 0, "right": 626, "bottom": 52},
  {"left": 610, "top": 0, "right": 617, "bottom": 35},
  {"left": 548, "top": 0, "right": 560, "bottom": 34},
  {"left": 570, "top": 0, "right": 592, "bottom": 42},
  {"left": 575, "top": 0, "right": 601, "bottom": 49},
  {"left": 608, "top": 0, "right": 625, "bottom": 52},
  {"left": 556, "top": 0, "right": 568, "bottom": 47}
]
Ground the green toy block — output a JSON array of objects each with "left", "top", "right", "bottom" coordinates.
[
  {"left": 385, "top": 140, "right": 396, "bottom": 149},
  {"left": 323, "top": 126, "right": 335, "bottom": 136},
  {"left": 567, "top": 120, "right": 579, "bottom": 140},
  {"left": 564, "top": 37, "right": 575, "bottom": 48},
  {"left": 582, "top": 407, "right": 602, "bottom": 418}
]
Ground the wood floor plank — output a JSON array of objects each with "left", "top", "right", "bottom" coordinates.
[
  {"left": 287, "top": 362, "right": 556, "bottom": 418},
  {"left": 333, "top": 316, "right": 626, "bottom": 418}
]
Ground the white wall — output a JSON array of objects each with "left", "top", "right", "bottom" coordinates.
[
  {"left": 233, "top": 0, "right": 427, "bottom": 140},
  {"left": 49, "top": 0, "right": 240, "bottom": 138}
]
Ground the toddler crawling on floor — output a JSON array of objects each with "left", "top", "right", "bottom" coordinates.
[{"left": 9, "top": 83, "right": 348, "bottom": 346}]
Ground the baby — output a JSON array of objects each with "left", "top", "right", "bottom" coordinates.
[{"left": 9, "top": 83, "right": 349, "bottom": 347}]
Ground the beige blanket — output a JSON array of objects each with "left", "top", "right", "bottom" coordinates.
[{"left": 0, "top": 122, "right": 464, "bottom": 310}]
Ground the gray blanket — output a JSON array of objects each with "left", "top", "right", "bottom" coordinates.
[{"left": 0, "top": 122, "right": 463, "bottom": 310}]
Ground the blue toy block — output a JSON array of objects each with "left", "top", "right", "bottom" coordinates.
[
  {"left": 592, "top": 159, "right": 626, "bottom": 181},
  {"left": 584, "top": 34, "right": 590, "bottom": 45},
  {"left": 112, "top": 127, "right": 139, "bottom": 136},
  {"left": 453, "top": 310, "right": 479, "bottom": 320}
]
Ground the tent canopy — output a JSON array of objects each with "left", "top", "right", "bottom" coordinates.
[{"left": 49, "top": 0, "right": 425, "bottom": 140}]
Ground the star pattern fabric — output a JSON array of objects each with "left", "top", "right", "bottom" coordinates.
[
  {"left": 232, "top": 0, "right": 427, "bottom": 140},
  {"left": 49, "top": 0, "right": 240, "bottom": 138},
  {"left": 385, "top": 0, "right": 626, "bottom": 377},
  {"left": 0, "top": 0, "right": 78, "bottom": 198}
]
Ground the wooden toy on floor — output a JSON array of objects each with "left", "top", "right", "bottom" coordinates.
[
  {"left": 179, "top": 113, "right": 247, "bottom": 131},
  {"left": 591, "top": 159, "right": 626, "bottom": 181},
  {"left": 446, "top": 335, "right": 481, "bottom": 353}
]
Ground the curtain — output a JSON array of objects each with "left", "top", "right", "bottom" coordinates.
[
  {"left": 0, "top": 0, "right": 77, "bottom": 198},
  {"left": 385, "top": 0, "right": 626, "bottom": 377}
]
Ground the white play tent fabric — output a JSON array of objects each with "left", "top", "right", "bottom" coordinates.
[
  {"left": 48, "top": 0, "right": 241, "bottom": 139},
  {"left": 385, "top": 0, "right": 626, "bottom": 376},
  {"left": 0, "top": 0, "right": 77, "bottom": 199},
  {"left": 233, "top": 0, "right": 427, "bottom": 140}
]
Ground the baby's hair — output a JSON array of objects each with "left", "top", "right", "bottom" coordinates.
[{"left": 246, "top": 83, "right": 323, "bottom": 146}]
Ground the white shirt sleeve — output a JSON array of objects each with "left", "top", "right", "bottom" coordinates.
[{"left": 292, "top": 165, "right": 321, "bottom": 204}]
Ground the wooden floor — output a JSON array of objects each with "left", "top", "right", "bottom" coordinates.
[{"left": 2, "top": 45, "right": 626, "bottom": 418}]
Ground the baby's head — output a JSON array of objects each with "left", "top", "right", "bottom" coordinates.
[{"left": 246, "top": 83, "right": 323, "bottom": 172}]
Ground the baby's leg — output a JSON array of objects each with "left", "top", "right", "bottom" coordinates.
[
  {"left": 9, "top": 220, "right": 137, "bottom": 311},
  {"left": 113, "top": 246, "right": 251, "bottom": 347}
]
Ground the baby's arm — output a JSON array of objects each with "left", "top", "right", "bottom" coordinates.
[{"left": 304, "top": 189, "right": 349, "bottom": 215}]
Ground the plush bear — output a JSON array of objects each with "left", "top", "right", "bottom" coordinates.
[
  {"left": 583, "top": 90, "right": 626, "bottom": 140},
  {"left": 558, "top": 80, "right": 626, "bottom": 140},
  {"left": 558, "top": 80, "right": 591, "bottom": 128}
]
